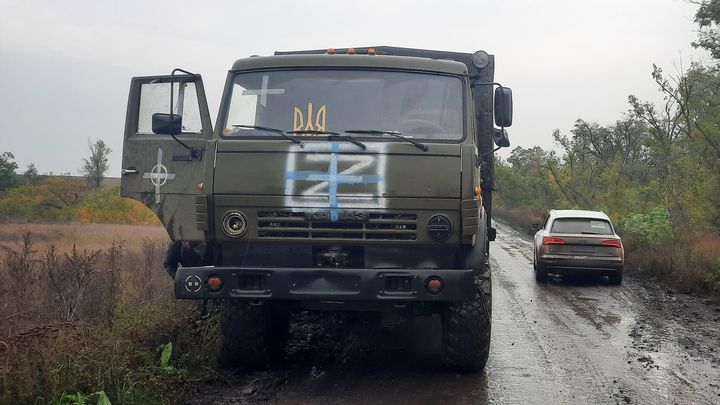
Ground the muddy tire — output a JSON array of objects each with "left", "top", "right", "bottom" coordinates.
[
  {"left": 219, "top": 301, "right": 290, "bottom": 369},
  {"left": 442, "top": 275, "right": 492, "bottom": 372},
  {"left": 609, "top": 268, "right": 623, "bottom": 285}
]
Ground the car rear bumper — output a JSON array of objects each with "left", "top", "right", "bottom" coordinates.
[
  {"left": 538, "top": 255, "right": 623, "bottom": 274},
  {"left": 174, "top": 266, "right": 474, "bottom": 302}
]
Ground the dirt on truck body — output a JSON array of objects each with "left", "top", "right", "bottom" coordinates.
[{"left": 120, "top": 46, "right": 513, "bottom": 371}]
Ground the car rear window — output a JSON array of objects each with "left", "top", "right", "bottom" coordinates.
[{"left": 551, "top": 218, "right": 613, "bottom": 234}]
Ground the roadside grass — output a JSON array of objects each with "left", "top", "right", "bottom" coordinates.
[
  {"left": 493, "top": 206, "right": 544, "bottom": 234},
  {"left": 493, "top": 207, "right": 720, "bottom": 297},
  {"left": 0, "top": 223, "right": 220, "bottom": 404},
  {"left": 624, "top": 230, "right": 720, "bottom": 294}
]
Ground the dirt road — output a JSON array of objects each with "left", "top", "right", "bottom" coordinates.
[{"left": 190, "top": 222, "right": 720, "bottom": 404}]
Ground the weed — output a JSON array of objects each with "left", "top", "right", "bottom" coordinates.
[{"left": 0, "top": 224, "right": 219, "bottom": 404}]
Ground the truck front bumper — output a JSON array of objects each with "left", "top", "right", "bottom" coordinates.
[{"left": 174, "top": 266, "right": 474, "bottom": 302}]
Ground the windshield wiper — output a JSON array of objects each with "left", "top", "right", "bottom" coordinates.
[
  {"left": 345, "top": 129, "right": 428, "bottom": 152},
  {"left": 286, "top": 130, "right": 366, "bottom": 150},
  {"left": 232, "top": 125, "right": 304, "bottom": 148}
]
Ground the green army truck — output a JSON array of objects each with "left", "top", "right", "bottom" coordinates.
[{"left": 120, "top": 46, "right": 512, "bottom": 371}]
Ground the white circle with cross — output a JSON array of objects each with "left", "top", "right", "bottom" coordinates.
[{"left": 142, "top": 148, "right": 176, "bottom": 204}]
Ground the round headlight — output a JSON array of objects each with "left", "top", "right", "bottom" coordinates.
[
  {"left": 427, "top": 214, "right": 453, "bottom": 241},
  {"left": 472, "top": 50, "right": 490, "bottom": 69},
  {"left": 222, "top": 211, "right": 247, "bottom": 237}
]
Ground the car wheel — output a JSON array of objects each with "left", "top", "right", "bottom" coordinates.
[
  {"left": 535, "top": 263, "right": 548, "bottom": 283},
  {"left": 609, "top": 269, "right": 623, "bottom": 285}
]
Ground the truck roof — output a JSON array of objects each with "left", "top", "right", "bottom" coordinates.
[{"left": 231, "top": 54, "right": 469, "bottom": 76}]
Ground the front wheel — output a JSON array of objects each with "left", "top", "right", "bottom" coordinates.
[{"left": 442, "top": 275, "right": 492, "bottom": 372}]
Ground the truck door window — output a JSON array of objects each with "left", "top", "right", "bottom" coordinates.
[{"left": 137, "top": 81, "right": 202, "bottom": 134}]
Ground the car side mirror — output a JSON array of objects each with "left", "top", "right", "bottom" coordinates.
[
  {"left": 152, "top": 113, "right": 182, "bottom": 135},
  {"left": 494, "top": 87, "right": 513, "bottom": 128},
  {"left": 529, "top": 223, "right": 540, "bottom": 235}
]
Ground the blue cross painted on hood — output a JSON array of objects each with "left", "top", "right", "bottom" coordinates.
[{"left": 285, "top": 143, "right": 383, "bottom": 221}]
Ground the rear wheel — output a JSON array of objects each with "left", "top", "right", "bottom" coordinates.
[
  {"left": 535, "top": 263, "right": 548, "bottom": 283},
  {"left": 609, "top": 268, "right": 623, "bottom": 285},
  {"left": 442, "top": 273, "right": 492, "bottom": 372},
  {"left": 219, "top": 301, "right": 290, "bottom": 369}
]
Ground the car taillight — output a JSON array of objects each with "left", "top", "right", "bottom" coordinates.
[
  {"left": 601, "top": 239, "right": 623, "bottom": 248},
  {"left": 543, "top": 236, "right": 566, "bottom": 245}
]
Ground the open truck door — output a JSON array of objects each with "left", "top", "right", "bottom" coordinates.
[{"left": 120, "top": 73, "right": 213, "bottom": 241}]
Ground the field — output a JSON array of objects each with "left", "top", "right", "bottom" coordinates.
[
  {"left": 0, "top": 223, "right": 218, "bottom": 404},
  {"left": 0, "top": 222, "right": 167, "bottom": 252}
]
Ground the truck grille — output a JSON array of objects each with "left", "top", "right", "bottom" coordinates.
[{"left": 257, "top": 211, "right": 417, "bottom": 241}]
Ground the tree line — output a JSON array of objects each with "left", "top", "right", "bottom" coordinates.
[
  {"left": 0, "top": 139, "right": 111, "bottom": 191},
  {"left": 494, "top": 1, "right": 720, "bottom": 293},
  {"left": 0, "top": 140, "right": 156, "bottom": 224}
]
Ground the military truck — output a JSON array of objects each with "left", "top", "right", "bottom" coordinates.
[{"left": 120, "top": 46, "right": 512, "bottom": 371}]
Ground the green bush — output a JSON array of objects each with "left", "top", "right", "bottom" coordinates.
[{"left": 621, "top": 207, "right": 673, "bottom": 247}]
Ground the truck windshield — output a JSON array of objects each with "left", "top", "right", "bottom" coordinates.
[{"left": 223, "top": 70, "right": 464, "bottom": 141}]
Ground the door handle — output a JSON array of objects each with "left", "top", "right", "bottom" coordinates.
[{"left": 121, "top": 168, "right": 138, "bottom": 175}]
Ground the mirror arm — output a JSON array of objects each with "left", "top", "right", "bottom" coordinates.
[
  {"left": 471, "top": 80, "right": 508, "bottom": 136},
  {"left": 470, "top": 80, "right": 503, "bottom": 88},
  {"left": 169, "top": 68, "right": 203, "bottom": 161},
  {"left": 479, "top": 146, "right": 502, "bottom": 159}
]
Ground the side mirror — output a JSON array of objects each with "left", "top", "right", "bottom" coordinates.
[
  {"left": 493, "top": 128, "right": 510, "bottom": 147},
  {"left": 494, "top": 87, "right": 513, "bottom": 128},
  {"left": 529, "top": 223, "right": 540, "bottom": 235},
  {"left": 152, "top": 113, "right": 182, "bottom": 135}
]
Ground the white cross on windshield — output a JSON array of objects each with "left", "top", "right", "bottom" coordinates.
[{"left": 241, "top": 75, "right": 285, "bottom": 106}]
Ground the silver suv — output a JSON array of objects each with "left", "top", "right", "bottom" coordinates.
[{"left": 532, "top": 210, "right": 624, "bottom": 284}]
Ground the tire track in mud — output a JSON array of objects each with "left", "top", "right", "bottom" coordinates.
[
  {"left": 492, "top": 222, "right": 720, "bottom": 404},
  {"left": 187, "top": 222, "right": 720, "bottom": 405},
  {"left": 490, "top": 226, "right": 618, "bottom": 404}
]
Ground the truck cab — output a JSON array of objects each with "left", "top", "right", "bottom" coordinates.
[{"left": 120, "top": 46, "right": 512, "bottom": 371}]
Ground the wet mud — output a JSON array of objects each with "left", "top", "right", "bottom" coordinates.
[{"left": 187, "top": 222, "right": 720, "bottom": 405}]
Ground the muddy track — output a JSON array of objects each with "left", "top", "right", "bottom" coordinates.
[{"left": 187, "top": 222, "right": 720, "bottom": 405}]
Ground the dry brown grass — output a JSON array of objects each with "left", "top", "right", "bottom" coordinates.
[
  {"left": 493, "top": 206, "right": 545, "bottom": 234},
  {"left": 0, "top": 223, "right": 218, "bottom": 404},
  {"left": 625, "top": 230, "right": 720, "bottom": 294},
  {"left": 0, "top": 223, "right": 168, "bottom": 253}
]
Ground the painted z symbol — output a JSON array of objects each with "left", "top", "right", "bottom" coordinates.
[{"left": 301, "top": 155, "right": 376, "bottom": 195}]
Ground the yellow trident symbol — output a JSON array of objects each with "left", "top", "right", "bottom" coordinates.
[{"left": 293, "top": 102, "right": 327, "bottom": 133}]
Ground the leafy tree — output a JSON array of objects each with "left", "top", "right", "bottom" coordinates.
[
  {"left": 490, "top": 4, "right": 720, "bottom": 293},
  {"left": 23, "top": 163, "right": 41, "bottom": 185},
  {"left": 82, "top": 139, "right": 112, "bottom": 188},
  {"left": 495, "top": 146, "right": 561, "bottom": 212},
  {"left": 0, "top": 151, "right": 19, "bottom": 191},
  {"left": 693, "top": 0, "right": 720, "bottom": 60}
]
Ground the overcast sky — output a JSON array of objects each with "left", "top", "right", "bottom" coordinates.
[{"left": 0, "top": 0, "right": 707, "bottom": 176}]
